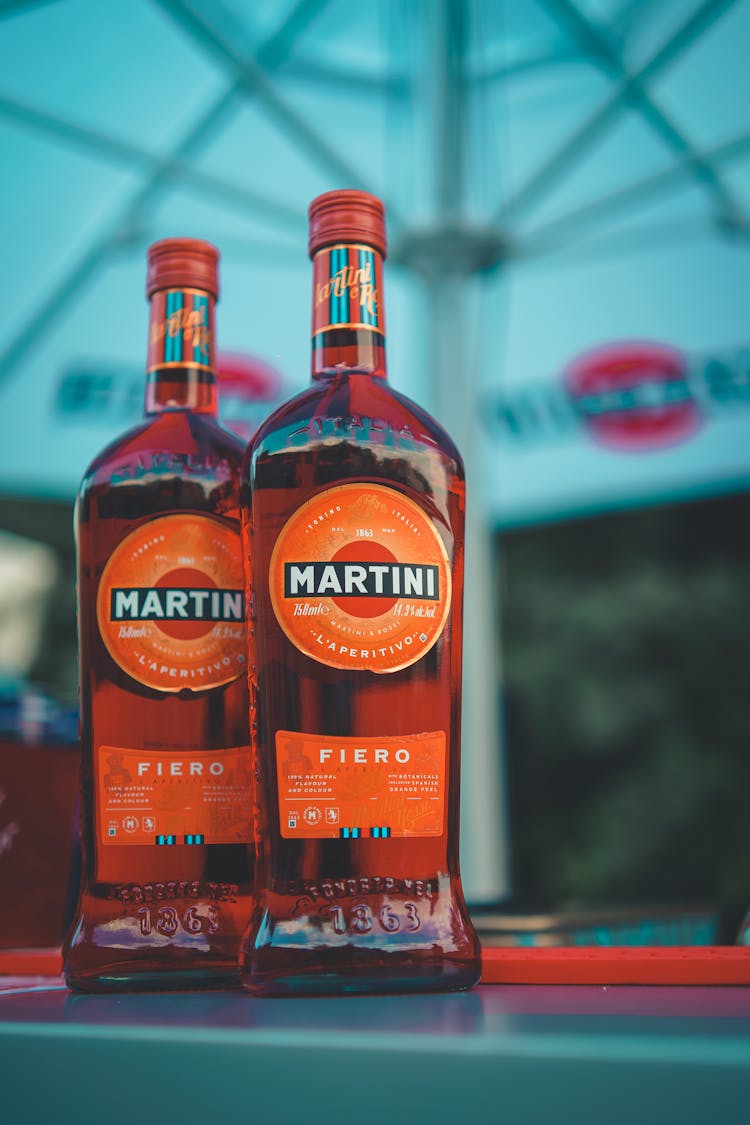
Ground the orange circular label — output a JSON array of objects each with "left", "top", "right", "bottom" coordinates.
[
  {"left": 96, "top": 514, "right": 246, "bottom": 692},
  {"left": 270, "top": 484, "right": 452, "bottom": 673}
]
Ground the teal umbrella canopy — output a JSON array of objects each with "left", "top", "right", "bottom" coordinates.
[{"left": 0, "top": 0, "right": 748, "bottom": 517}]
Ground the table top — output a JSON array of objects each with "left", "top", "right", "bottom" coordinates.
[{"left": 1, "top": 977, "right": 748, "bottom": 1124}]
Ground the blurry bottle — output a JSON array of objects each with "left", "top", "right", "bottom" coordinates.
[
  {"left": 239, "top": 190, "right": 481, "bottom": 995},
  {"left": 63, "top": 239, "right": 253, "bottom": 991}
]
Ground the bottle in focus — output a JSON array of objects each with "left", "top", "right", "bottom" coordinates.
[
  {"left": 239, "top": 190, "right": 481, "bottom": 996},
  {"left": 63, "top": 239, "right": 253, "bottom": 992}
]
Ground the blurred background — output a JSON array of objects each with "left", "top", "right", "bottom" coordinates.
[{"left": 0, "top": 0, "right": 748, "bottom": 947}]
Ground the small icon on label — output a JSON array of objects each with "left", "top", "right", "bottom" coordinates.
[
  {"left": 122, "top": 815, "right": 139, "bottom": 833},
  {"left": 325, "top": 808, "right": 340, "bottom": 824},
  {"left": 107, "top": 822, "right": 117, "bottom": 838},
  {"left": 288, "top": 813, "right": 298, "bottom": 829},
  {"left": 303, "top": 806, "right": 322, "bottom": 826},
  {"left": 419, "top": 633, "right": 428, "bottom": 643},
  {"left": 143, "top": 816, "right": 156, "bottom": 833}
]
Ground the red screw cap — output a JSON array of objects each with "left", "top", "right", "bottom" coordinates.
[
  {"left": 308, "top": 190, "right": 387, "bottom": 258},
  {"left": 147, "top": 238, "right": 220, "bottom": 299}
]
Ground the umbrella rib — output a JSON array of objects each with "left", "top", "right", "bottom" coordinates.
[
  {"left": 253, "top": 0, "right": 330, "bottom": 70},
  {"left": 0, "top": 93, "right": 302, "bottom": 229},
  {"left": 135, "top": 233, "right": 305, "bottom": 265},
  {"left": 156, "top": 0, "right": 401, "bottom": 223},
  {"left": 0, "top": 0, "right": 58, "bottom": 18},
  {"left": 0, "top": 88, "right": 239, "bottom": 386},
  {"left": 496, "top": 0, "right": 738, "bottom": 226},
  {"left": 468, "top": 45, "right": 581, "bottom": 85},
  {"left": 512, "top": 215, "right": 734, "bottom": 269},
  {"left": 609, "top": 0, "right": 668, "bottom": 39},
  {"left": 514, "top": 128, "right": 750, "bottom": 256},
  {"left": 0, "top": 237, "right": 124, "bottom": 391},
  {"left": 434, "top": 0, "right": 466, "bottom": 218},
  {"left": 540, "top": 0, "right": 747, "bottom": 229},
  {"left": 278, "top": 56, "right": 410, "bottom": 96},
  {"left": 0, "top": 1, "right": 325, "bottom": 385}
]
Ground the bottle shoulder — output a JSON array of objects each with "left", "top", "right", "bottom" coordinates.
[
  {"left": 379, "top": 383, "right": 464, "bottom": 469},
  {"left": 247, "top": 382, "right": 324, "bottom": 450},
  {"left": 80, "top": 418, "right": 153, "bottom": 480},
  {"left": 77, "top": 412, "right": 246, "bottom": 526},
  {"left": 247, "top": 374, "right": 463, "bottom": 477},
  {"left": 80, "top": 412, "right": 245, "bottom": 485}
]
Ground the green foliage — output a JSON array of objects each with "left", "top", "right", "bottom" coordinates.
[{"left": 500, "top": 492, "right": 750, "bottom": 936}]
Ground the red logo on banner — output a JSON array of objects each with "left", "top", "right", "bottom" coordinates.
[
  {"left": 216, "top": 352, "right": 285, "bottom": 443},
  {"left": 564, "top": 342, "right": 702, "bottom": 452}
]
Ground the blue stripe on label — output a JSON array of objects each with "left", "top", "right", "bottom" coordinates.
[
  {"left": 174, "top": 291, "right": 183, "bottom": 364},
  {"left": 358, "top": 249, "right": 370, "bottom": 326},
  {"left": 164, "top": 291, "right": 184, "bottom": 365},
  {"left": 333, "top": 247, "right": 342, "bottom": 326},
  {"left": 164, "top": 292, "right": 174, "bottom": 364},
  {"left": 328, "top": 248, "right": 336, "bottom": 327},
  {"left": 357, "top": 250, "right": 365, "bottom": 324},
  {"left": 193, "top": 294, "right": 208, "bottom": 365},
  {"left": 341, "top": 247, "right": 350, "bottom": 324}
]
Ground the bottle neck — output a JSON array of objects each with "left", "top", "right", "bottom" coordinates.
[
  {"left": 311, "top": 242, "right": 387, "bottom": 381},
  {"left": 145, "top": 287, "right": 218, "bottom": 415}
]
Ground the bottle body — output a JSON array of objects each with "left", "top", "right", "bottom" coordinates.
[
  {"left": 63, "top": 246, "right": 253, "bottom": 991},
  {"left": 63, "top": 412, "right": 253, "bottom": 991},
  {"left": 240, "top": 372, "right": 481, "bottom": 995}
]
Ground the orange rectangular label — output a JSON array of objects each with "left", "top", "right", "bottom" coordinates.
[
  {"left": 276, "top": 729, "right": 446, "bottom": 839},
  {"left": 95, "top": 744, "right": 252, "bottom": 847}
]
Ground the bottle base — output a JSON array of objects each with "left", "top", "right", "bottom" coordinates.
[
  {"left": 63, "top": 937, "right": 243, "bottom": 993},
  {"left": 62, "top": 894, "right": 250, "bottom": 992},
  {"left": 64, "top": 961, "right": 242, "bottom": 994},
  {"left": 240, "top": 949, "right": 481, "bottom": 998}
]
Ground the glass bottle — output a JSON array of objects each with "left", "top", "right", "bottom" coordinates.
[
  {"left": 63, "top": 239, "right": 253, "bottom": 991},
  {"left": 240, "top": 191, "right": 481, "bottom": 995}
]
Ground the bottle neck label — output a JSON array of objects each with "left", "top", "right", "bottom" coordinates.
[
  {"left": 268, "top": 483, "right": 452, "bottom": 674},
  {"left": 312, "top": 244, "right": 385, "bottom": 341},
  {"left": 147, "top": 288, "right": 215, "bottom": 375}
]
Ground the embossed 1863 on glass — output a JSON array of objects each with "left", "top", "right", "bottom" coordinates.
[
  {"left": 240, "top": 191, "right": 481, "bottom": 995},
  {"left": 63, "top": 239, "right": 253, "bottom": 991}
]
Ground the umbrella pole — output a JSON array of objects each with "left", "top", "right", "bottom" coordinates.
[
  {"left": 424, "top": 273, "right": 509, "bottom": 907},
  {"left": 421, "top": 0, "right": 510, "bottom": 906}
]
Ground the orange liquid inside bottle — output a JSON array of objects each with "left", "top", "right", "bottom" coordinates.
[
  {"left": 239, "top": 192, "right": 481, "bottom": 995},
  {"left": 63, "top": 240, "right": 253, "bottom": 991}
]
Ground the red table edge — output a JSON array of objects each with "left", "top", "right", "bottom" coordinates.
[
  {"left": 0, "top": 948, "right": 62, "bottom": 977},
  {"left": 481, "top": 945, "right": 750, "bottom": 985},
  {"left": 0, "top": 946, "right": 748, "bottom": 986}
]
